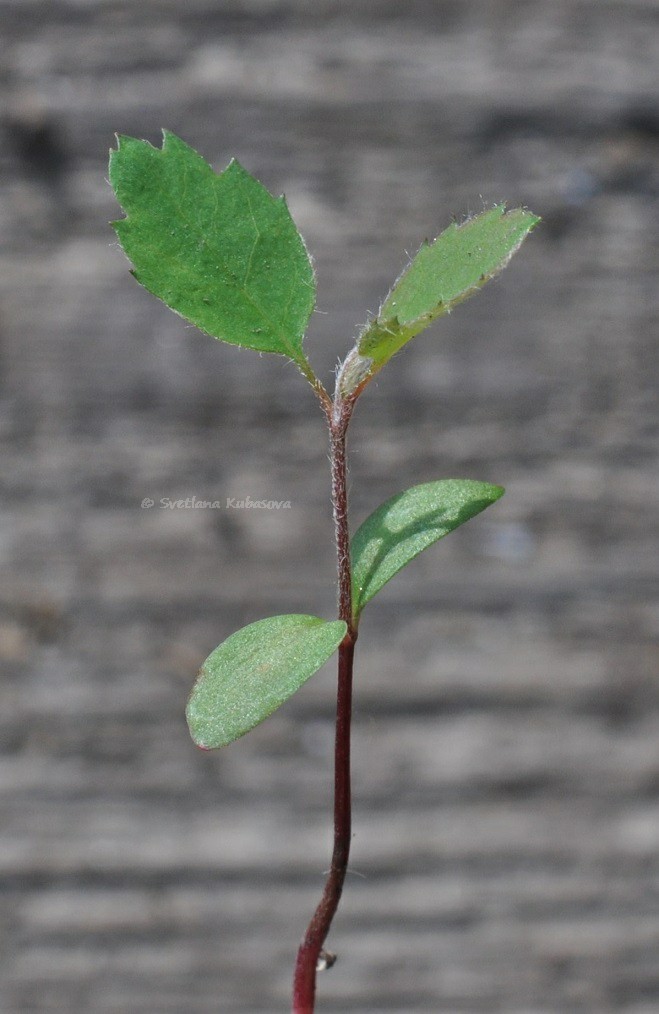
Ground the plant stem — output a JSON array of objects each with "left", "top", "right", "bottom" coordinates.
[{"left": 292, "top": 397, "right": 358, "bottom": 1013}]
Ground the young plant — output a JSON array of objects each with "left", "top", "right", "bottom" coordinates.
[{"left": 109, "top": 131, "right": 538, "bottom": 1013}]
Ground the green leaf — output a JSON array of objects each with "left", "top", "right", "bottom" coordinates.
[
  {"left": 186, "top": 615, "right": 347, "bottom": 749},
  {"left": 351, "top": 480, "right": 504, "bottom": 617},
  {"left": 346, "top": 206, "right": 538, "bottom": 388},
  {"left": 109, "top": 131, "right": 316, "bottom": 370}
]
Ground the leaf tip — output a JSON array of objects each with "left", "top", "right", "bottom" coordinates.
[
  {"left": 108, "top": 133, "right": 133, "bottom": 173},
  {"left": 224, "top": 156, "right": 248, "bottom": 176},
  {"left": 113, "top": 132, "right": 152, "bottom": 154},
  {"left": 111, "top": 132, "right": 129, "bottom": 152},
  {"left": 160, "top": 128, "right": 191, "bottom": 155},
  {"left": 109, "top": 218, "right": 128, "bottom": 245}
]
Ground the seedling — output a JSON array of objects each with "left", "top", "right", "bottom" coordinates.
[{"left": 109, "top": 131, "right": 538, "bottom": 1013}]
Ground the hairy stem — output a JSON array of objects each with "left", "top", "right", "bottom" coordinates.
[{"left": 292, "top": 398, "right": 357, "bottom": 1013}]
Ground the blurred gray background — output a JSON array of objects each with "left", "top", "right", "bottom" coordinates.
[{"left": 1, "top": 1, "right": 658, "bottom": 1012}]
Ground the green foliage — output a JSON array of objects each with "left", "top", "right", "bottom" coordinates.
[
  {"left": 109, "top": 131, "right": 316, "bottom": 372},
  {"left": 110, "top": 131, "right": 538, "bottom": 1006},
  {"left": 186, "top": 615, "right": 347, "bottom": 749},
  {"left": 108, "top": 132, "right": 535, "bottom": 749},
  {"left": 351, "top": 480, "right": 504, "bottom": 618},
  {"left": 340, "top": 206, "right": 539, "bottom": 394}
]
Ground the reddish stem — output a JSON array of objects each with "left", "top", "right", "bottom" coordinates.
[
  {"left": 292, "top": 400, "right": 358, "bottom": 1013},
  {"left": 292, "top": 634, "right": 355, "bottom": 1012}
]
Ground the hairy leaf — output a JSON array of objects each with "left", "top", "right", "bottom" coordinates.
[
  {"left": 186, "top": 615, "right": 347, "bottom": 749},
  {"left": 351, "top": 480, "right": 504, "bottom": 617},
  {"left": 109, "top": 131, "right": 316, "bottom": 369},
  {"left": 342, "top": 206, "right": 538, "bottom": 392}
]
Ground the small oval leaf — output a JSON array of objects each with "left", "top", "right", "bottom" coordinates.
[
  {"left": 186, "top": 615, "right": 347, "bottom": 749},
  {"left": 348, "top": 206, "right": 539, "bottom": 389},
  {"left": 109, "top": 131, "right": 316, "bottom": 369},
  {"left": 351, "top": 480, "right": 504, "bottom": 617}
]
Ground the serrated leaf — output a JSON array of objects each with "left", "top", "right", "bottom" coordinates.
[
  {"left": 352, "top": 206, "right": 539, "bottom": 382},
  {"left": 351, "top": 480, "right": 504, "bottom": 617},
  {"left": 109, "top": 131, "right": 316, "bottom": 369},
  {"left": 186, "top": 615, "right": 347, "bottom": 749}
]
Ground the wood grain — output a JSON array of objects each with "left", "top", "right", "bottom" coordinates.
[{"left": 1, "top": 1, "right": 657, "bottom": 1010}]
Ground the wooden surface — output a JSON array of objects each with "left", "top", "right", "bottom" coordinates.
[{"left": 1, "top": 1, "right": 658, "bottom": 1011}]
